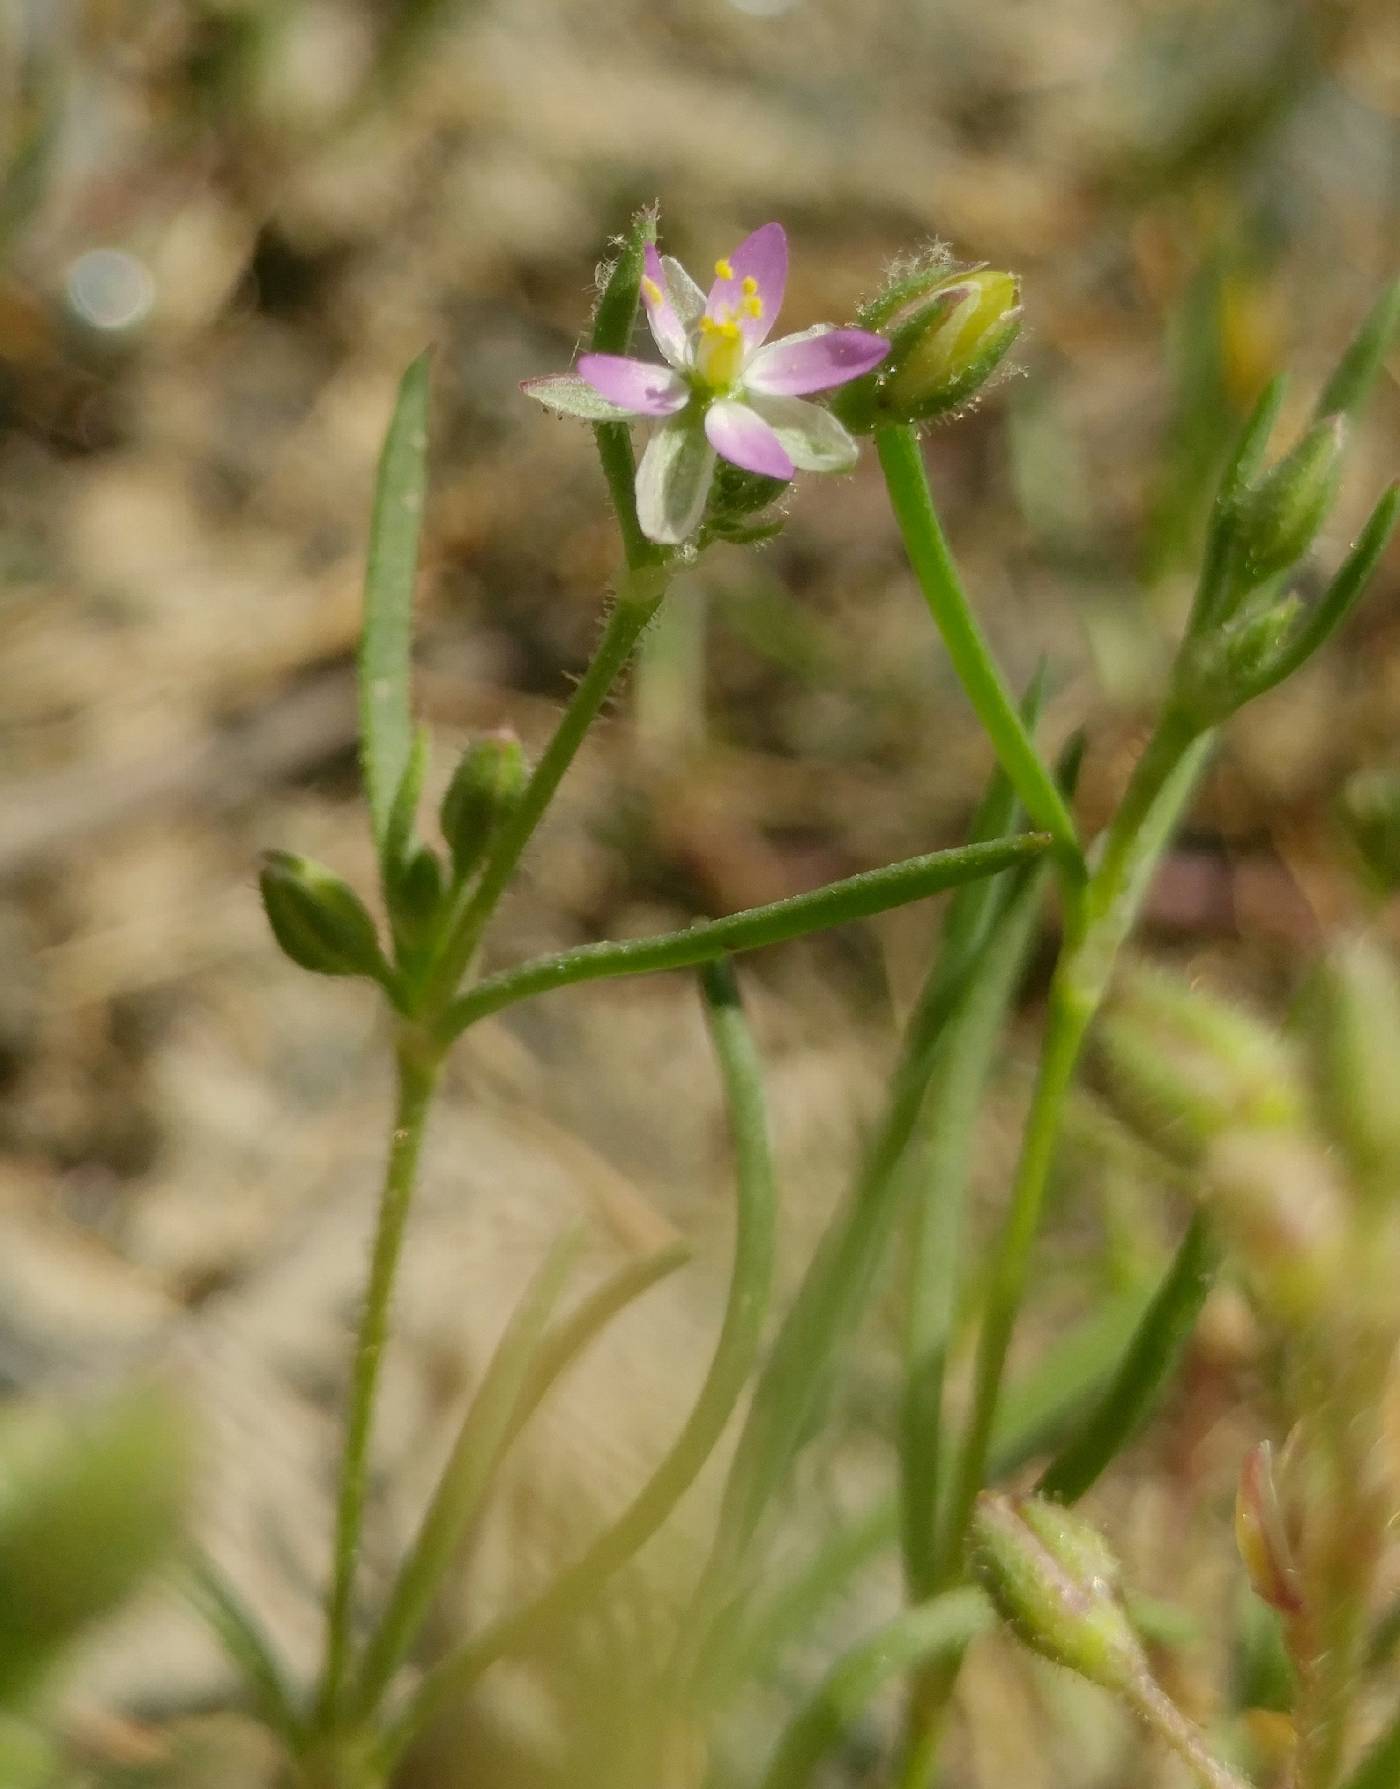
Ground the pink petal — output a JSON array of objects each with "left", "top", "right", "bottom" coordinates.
[
  {"left": 575, "top": 353, "right": 688, "bottom": 417},
  {"left": 704, "top": 399, "right": 794, "bottom": 480},
  {"left": 745, "top": 327, "right": 890, "bottom": 395},
  {"left": 641, "top": 245, "right": 690, "bottom": 369},
  {"left": 706, "top": 222, "right": 787, "bottom": 349}
]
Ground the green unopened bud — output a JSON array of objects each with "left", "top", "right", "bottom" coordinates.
[
  {"left": 259, "top": 851, "right": 386, "bottom": 981},
  {"left": 1302, "top": 934, "right": 1400, "bottom": 1192},
  {"left": 971, "top": 1493, "right": 1146, "bottom": 1692},
  {"left": 1338, "top": 769, "right": 1400, "bottom": 898},
  {"left": 1099, "top": 966, "right": 1310, "bottom": 1166},
  {"left": 1230, "top": 415, "right": 1345, "bottom": 591},
  {"left": 0, "top": 1388, "right": 195, "bottom": 1702},
  {"left": 1176, "top": 593, "right": 1303, "bottom": 723},
  {"left": 387, "top": 843, "right": 445, "bottom": 957},
  {"left": 881, "top": 270, "right": 1022, "bottom": 423},
  {"left": 439, "top": 730, "right": 527, "bottom": 881}
]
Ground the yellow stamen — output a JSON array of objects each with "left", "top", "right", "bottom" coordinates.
[
  {"left": 714, "top": 257, "right": 734, "bottom": 280},
  {"left": 741, "top": 275, "right": 758, "bottom": 296},
  {"left": 640, "top": 275, "right": 663, "bottom": 306},
  {"left": 742, "top": 295, "right": 763, "bottom": 318}
]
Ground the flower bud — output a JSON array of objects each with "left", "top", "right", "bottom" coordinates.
[
  {"left": 1301, "top": 934, "right": 1400, "bottom": 1194},
  {"left": 1230, "top": 415, "right": 1345, "bottom": 592},
  {"left": 1098, "top": 966, "right": 1310, "bottom": 1167},
  {"left": 881, "top": 271, "right": 1022, "bottom": 423},
  {"left": 1175, "top": 593, "right": 1302, "bottom": 724},
  {"left": 259, "top": 851, "right": 387, "bottom": 981},
  {"left": 388, "top": 843, "right": 446, "bottom": 955},
  {"left": 971, "top": 1493, "right": 1147, "bottom": 1694},
  {"left": 1235, "top": 1441, "right": 1302, "bottom": 1617},
  {"left": 439, "top": 731, "right": 528, "bottom": 881}
]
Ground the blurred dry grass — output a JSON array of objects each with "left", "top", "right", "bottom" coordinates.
[{"left": 0, "top": 0, "right": 1397, "bottom": 1782}]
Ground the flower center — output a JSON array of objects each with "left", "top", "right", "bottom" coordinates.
[{"left": 693, "top": 266, "right": 764, "bottom": 391}]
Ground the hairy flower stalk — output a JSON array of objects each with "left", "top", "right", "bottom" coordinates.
[{"left": 525, "top": 224, "right": 889, "bottom": 543}]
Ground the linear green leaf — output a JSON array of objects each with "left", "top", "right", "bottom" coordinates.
[
  {"left": 439, "top": 834, "right": 1050, "bottom": 1040},
  {"left": 381, "top": 959, "right": 778, "bottom": 1763},
  {"left": 1036, "top": 1212, "right": 1217, "bottom": 1504},
  {"left": 504, "top": 1239, "right": 692, "bottom": 1450},
  {"left": 359, "top": 351, "right": 431, "bottom": 856},
  {"left": 353, "top": 1227, "right": 581, "bottom": 1715},
  {"left": 186, "top": 1550, "right": 304, "bottom": 1743},
  {"left": 757, "top": 1590, "right": 994, "bottom": 1789}
]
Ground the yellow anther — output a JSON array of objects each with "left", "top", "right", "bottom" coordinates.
[
  {"left": 714, "top": 257, "right": 734, "bottom": 280},
  {"left": 741, "top": 275, "right": 758, "bottom": 296},
  {"left": 640, "top": 275, "right": 663, "bottom": 306},
  {"left": 742, "top": 295, "right": 763, "bottom": 319}
]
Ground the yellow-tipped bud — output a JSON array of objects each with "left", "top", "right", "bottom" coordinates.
[{"left": 882, "top": 270, "right": 1022, "bottom": 422}]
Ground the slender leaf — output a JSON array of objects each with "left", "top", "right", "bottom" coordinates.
[
  {"left": 440, "top": 833, "right": 1051, "bottom": 1040},
  {"left": 1316, "top": 280, "right": 1400, "bottom": 423},
  {"left": 353, "top": 1227, "right": 581, "bottom": 1714},
  {"left": 381, "top": 958, "right": 777, "bottom": 1763},
  {"left": 359, "top": 352, "right": 431, "bottom": 856},
  {"left": 1036, "top": 1213, "right": 1217, "bottom": 1504},
  {"left": 757, "top": 1591, "right": 994, "bottom": 1789},
  {"left": 186, "top": 1550, "right": 303, "bottom": 1742},
  {"left": 505, "top": 1240, "right": 692, "bottom": 1449}
]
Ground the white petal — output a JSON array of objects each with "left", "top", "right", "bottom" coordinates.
[
  {"left": 520, "top": 372, "right": 635, "bottom": 421},
  {"left": 742, "top": 392, "right": 858, "bottom": 473},
  {"left": 662, "top": 255, "right": 707, "bottom": 329},
  {"left": 634, "top": 416, "right": 717, "bottom": 545}
]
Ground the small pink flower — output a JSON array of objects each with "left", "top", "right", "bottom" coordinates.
[{"left": 523, "top": 223, "right": 889, "bottom": 545}]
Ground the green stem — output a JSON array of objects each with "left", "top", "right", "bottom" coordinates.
[
  {"left": 421, "top": 569, "right": 668, "bottom": 1011},
  {"left": 937, "top": 972, "right": 1094, "bottom": 1583},
  {"left": 899, "top": 708, "right": 1215, "bottom": 1786},
  {"left": 436, "top": 833, "right": 1050, "bottom": 1042},
  {"left": 875, "top": 425, "right": 1083, "bottom": 878},
  {"left": 318, "top": 1028, "right": 441, "bottom": 1727}
]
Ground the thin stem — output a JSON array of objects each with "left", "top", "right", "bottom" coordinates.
[
  {"left": 317, "top": 1029, "right": 441, "bottom": 1727},
  {"left": 937, "top": 974, "right": 1093, "bottom": 1580},
  {"left": 1127, "top": 1676, "right": 1256, "bottom": 1789},
  {"left": 899, "top": 711, "right": 1215, "bottom": 1785},
  {"left": 422, "top": 571, "right": 668, "bottom": 1012},
  {"left": 436, "top": 833, "right": 1051, "bottom": 1042},
  {"left": 875, "top": 425, "right": 1084, "bottom": 878}
]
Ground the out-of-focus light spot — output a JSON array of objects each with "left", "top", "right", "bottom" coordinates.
[
  {"left": 65, "top": 248, "right": 156, "bottom": 332},
  {"left": 726, "top": 0, "right": 800, "bottom": 15}
]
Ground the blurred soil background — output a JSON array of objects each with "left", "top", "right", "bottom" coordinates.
[{"left": 0, "top": 1, "right": 1397, "bottom": 1784}]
